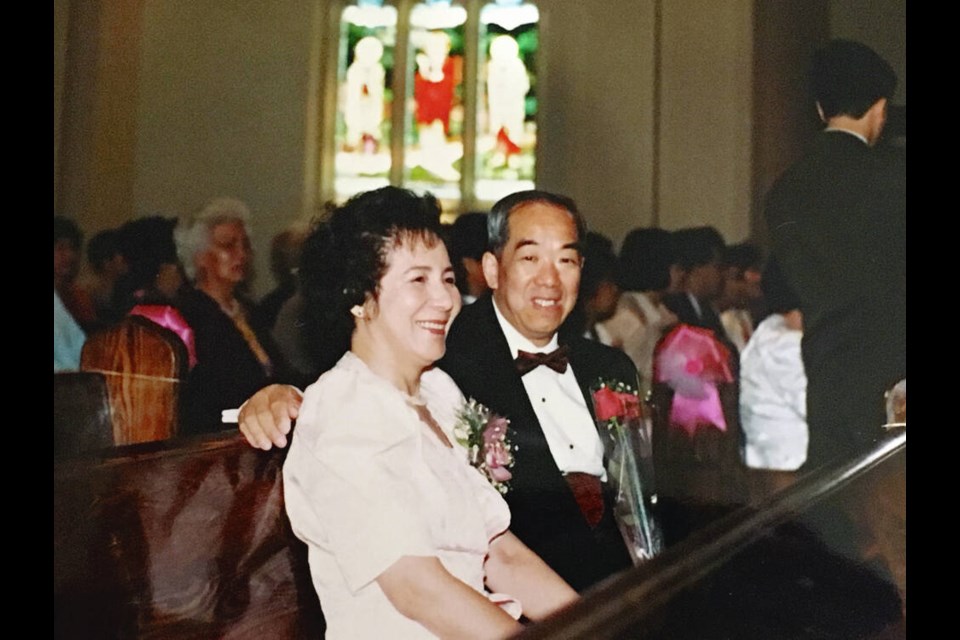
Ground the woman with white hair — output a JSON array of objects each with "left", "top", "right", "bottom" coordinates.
[{"left": 176, "top": 197, "right": 291, "bottom": 434}]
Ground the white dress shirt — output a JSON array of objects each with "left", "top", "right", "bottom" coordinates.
[{"left": 492, "top": 300, "right": 606, "bottom": 478}]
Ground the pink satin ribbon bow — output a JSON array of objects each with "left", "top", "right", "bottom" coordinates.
[
  {"left": 129, "top": 304, "right": 199, "bottom": 369},
  {"left": 654, "top": 324, "right": 733, "bottom": 437}
]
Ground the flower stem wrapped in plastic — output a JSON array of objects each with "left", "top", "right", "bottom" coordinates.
[{"left": 591, "top": 379, "right": 663, "bottom": 564}]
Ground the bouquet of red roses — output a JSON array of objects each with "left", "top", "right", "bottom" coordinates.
[
  {"left": 654, "top": 323, "right": 734, "bottom": 437},
  {"left": 591, "top": 379, "right": 662, "bottom": 564}
]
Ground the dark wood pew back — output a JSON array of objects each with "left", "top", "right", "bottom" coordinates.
[
  {"left": 54, "top": 371, "right": 114, "bottom": 458},
  {"left": 54, "top": 431, "right": 323, "bottom": 639}
]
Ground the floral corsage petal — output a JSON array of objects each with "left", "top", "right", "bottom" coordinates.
[{"left": 453, "top": 398, "right": 516, "bottom": 494}]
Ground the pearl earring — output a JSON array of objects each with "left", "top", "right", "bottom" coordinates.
[{"left": 351, "top": 305, "right": 365, "bottom": 319}]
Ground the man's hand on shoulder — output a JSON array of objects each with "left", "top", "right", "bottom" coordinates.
[{"left": 238, "top": 384, "right": 303, "bottom": 450}]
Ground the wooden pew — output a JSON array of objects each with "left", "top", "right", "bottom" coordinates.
[
  {"left": 80, "top": 315, "right": 190, "bottom": 446},
  {"left": 54, "top": 371, "right": 114, "bottom": 458},
  {"left": 53, "top": 431, "right": 324, "bottom": 639}
]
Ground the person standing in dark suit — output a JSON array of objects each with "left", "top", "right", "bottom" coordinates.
[
  {"left": 764, "top": 39, "right": 905, "bottom": 471},
  {"left": 235, "top": 191, "right": 639, "bottom": 592}
]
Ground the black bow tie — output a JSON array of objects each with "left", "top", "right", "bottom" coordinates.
[{"left": 515, "top": 346, "right": 570, "bottom": 376}]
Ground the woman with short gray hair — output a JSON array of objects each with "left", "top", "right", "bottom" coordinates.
[{"left": 175, "top": 197, "right": 291, "bottom": 434}]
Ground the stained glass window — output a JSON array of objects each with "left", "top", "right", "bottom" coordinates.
[
  {"left": 333, "top": 1, "right": 398, "bottom": 200},
  {"left": 329, "top": 0, "right": 539, "bottom": 211},
  {"left": 476, "top": 1, "right": 538, "bottom": 203},
  {"left": 404, "top": 1, "right": 468, "bottom": 202}
]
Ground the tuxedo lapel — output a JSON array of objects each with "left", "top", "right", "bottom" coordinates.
[
  {"left": 443, "top": 297, "right": 568, "bottom": 493},
  {"left": 565, "top": 336, "right": 602, "bottom": 422}
]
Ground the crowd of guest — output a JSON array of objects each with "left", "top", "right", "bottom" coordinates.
[{"left": 53, "top": 198, "right": 302, "bottom": 434}]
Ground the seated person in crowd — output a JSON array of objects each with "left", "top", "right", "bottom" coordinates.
[
  {"left": 54, "top": 216, "right": 98, "bottom": 333},
  {"left": 716, "top": 242, "right": 765, "bottom": 353},
  {"left": 175, "top": 197, "right": 293, "bottom": 433},
  {"left": 739, "top": 257, "right": 807, "bottom": 503},
  {"left": 662, "top": 226, "right": 738, "bottom": 363},
  {"left": 271, "top": 217, "right": 349, "bottom": 387},
  {"left": 113, "top": 215, "right": 198, "bottom": 369},
  {"left": 54, "top": 216, "right": 89, "bottom": 370},
  {"left": 564, "top": 231, "right": 621, "bottom": 342},
  {"left": 54, "top": 287, "right": 86, "bottom": 372},
  {"left": 597, "top": 227, "right": 678, "bottom": 396},
  {"left": 253, "top": 224, "right": 309, "bottom": 332},
  {"left": 79, "top": 227, "right": 129, "bottom": 329},
  {"left": 446, "top": 211, "right": 491, "bottom": 305},
  {"left": 282, "top": 186, "right": 577, "bottom": 638}
]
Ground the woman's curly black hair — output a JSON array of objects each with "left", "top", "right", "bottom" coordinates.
[{"left": 299, "top": 186, "right": 447, "bottom": 375}]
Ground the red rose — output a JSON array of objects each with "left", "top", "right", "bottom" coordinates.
[
  {"left": 619, "top": 391, "right": 642, "bottom": 419},
  {"left": 593, "top": 386, "right": 623, "bottom": 422}
]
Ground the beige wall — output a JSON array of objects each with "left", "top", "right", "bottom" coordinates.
[
  {"left": 831, "top": 0, "right": 906, "bottom": 104},
  {"left": 54, "top": 0, "right": 905, "bottom": 297},
  {"left": 657, "top": 0, "right": 754, "bottom": 243},
  {"left": 133, "top": 0, "right": 319, "bottom": 293},
  {"left": 535, "top": 0, "right": 657, "bottom": 245},
  {"left": 54, "top": 0, "right": 71, "bottom": 210},
  {"left": 57, "top": 0, "right": 144, "bottom": 237}
]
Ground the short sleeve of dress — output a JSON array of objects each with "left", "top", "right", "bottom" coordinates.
[
  {"left": 470, "top": 468, "right": 512, "bottom": 541},
  {"left": 283, "top": 357, "right": 436, "bottom": 593}
]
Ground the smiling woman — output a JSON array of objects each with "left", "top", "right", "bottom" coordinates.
[{"left": 282, "top": 186, "right": 578, "bottom": 639}]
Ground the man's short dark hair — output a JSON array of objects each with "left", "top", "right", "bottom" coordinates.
[
  {"left": 722, "top": 242, "right": 763, "bottom": 274},
  {"left": 761, "top": 257, "right": 801, "bottom": 315},
  {"left": 672, "top": 226, "right": 725, "bottom": 270},
  {"left": 618, "top": 227, "right": 675, "bottom": 292},
  {"left": 487, "top": 190, "right": 586, "bottom": 256},
  {"left": 449, "top": 212, "right": 489, "bottom": 262},
  {"left": 54, "top": 215, "right": 83, "bottom": 249},
  {"left": 87, "top": 228, "right": 123, "bottom": 271},
  {"left": 812, "top": 39, "right": 897, "bottom": 119}
]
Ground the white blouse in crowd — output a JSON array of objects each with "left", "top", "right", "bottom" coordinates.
[
  {"left": 596, "top": 290, "right": 677, "bottom": 397},
  {"left": 738, "top": 313, "right": 808, "bottom": 471},
  {"left": 283, "top": 351, "right": 516, "bottom": 639}
]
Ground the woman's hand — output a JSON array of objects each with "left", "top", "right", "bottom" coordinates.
[
  {"left": 484, "top": 531, "right": 579, "bottom": 621},
  {"left": 377, "top": 556, "right": 522, "bottom": 639},
  {"left": 238, "top": 384, "right": 303, "bottom": 450}
]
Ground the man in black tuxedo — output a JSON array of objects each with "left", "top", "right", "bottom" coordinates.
[
  {"left": 438, "top": 191, "right": 636, "bottom": 591},
  {"left": 237, "top": 191, "right": 637, "bottom": 592},
  {"left": 764, "top": 40, "right": 905, "bottom": 470}
]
